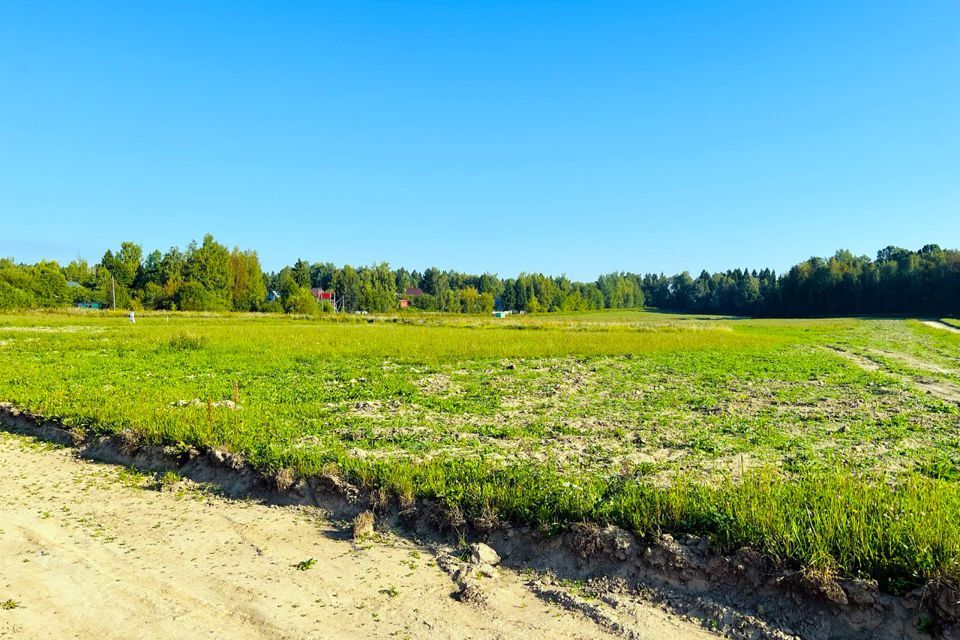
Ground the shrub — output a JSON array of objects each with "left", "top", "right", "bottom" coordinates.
[{"left": 167, "top": 332, "right": 208, "bottom": 351}]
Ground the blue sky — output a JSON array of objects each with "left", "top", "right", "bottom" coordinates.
[{"left": 1, "top": 1, "right": 958, "bottom": 280}]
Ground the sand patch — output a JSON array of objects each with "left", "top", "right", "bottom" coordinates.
[{"left": 0, "top": 430, "right": 691, "bottom": 640}]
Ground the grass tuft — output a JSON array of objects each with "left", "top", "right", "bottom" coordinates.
[{"left": 166, "top": 332, "right": 208, "bottom": 351}]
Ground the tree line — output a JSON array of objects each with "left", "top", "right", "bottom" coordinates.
[{"left": 1, "top": 235, "right": 957, "bottom": 316}]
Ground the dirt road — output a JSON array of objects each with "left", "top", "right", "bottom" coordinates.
[
  {"left": 0, "top": 431, "right": 714, "bottom": 640},
  {"left": 921, "top": 320, "right": 960, "bottom": 334}
]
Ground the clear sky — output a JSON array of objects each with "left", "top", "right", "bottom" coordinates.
[{"left": 1, "top": 1, "right": 958, "bottom": 280}]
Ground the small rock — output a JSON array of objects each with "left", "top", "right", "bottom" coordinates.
[{"left": 470, "top": 543, "right": 501, "bottom": 566}]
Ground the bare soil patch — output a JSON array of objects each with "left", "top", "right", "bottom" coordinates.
[{"left": 0, "top": 430, "right": 711, "bottom": 640}]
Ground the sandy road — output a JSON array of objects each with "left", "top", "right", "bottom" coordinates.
[
  {"left": 920, "top": 320, "right": 960, "bottom": 334},
  {"left": 0, "top": 431, "right": 714, "bottom": 640}
]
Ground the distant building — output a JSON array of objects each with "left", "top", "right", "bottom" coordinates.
[
  {"left": 399, "top": 299, "right": 410, "bottom": 309},
  {"left": 266, "top": 290, "right": 282, "bottom": 302},
  {"left": 66, "top": 281, "right": 83, "bottom": 289},
  {"left": 404, "top": 287, "right": 424, "bottom": 297},
  {"left": 310, "top": 288, "right": 334, "bottom": 302},
  {"left": 493, "top": 310, "right": 511, "bottom": 318}
]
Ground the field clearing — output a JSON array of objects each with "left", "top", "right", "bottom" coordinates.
[{"left": 1, "top": 310, "right": 959, "bottom": 591}]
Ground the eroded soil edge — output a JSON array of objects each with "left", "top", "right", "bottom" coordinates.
[{"left": 0, "top": 402, "right": 956, "bottom": 640}]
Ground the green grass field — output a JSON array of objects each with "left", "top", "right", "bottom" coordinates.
[{"left": 1, "top": 310, "right": 959, "bottom": 590}]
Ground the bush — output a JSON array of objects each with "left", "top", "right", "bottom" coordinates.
[
  {"left": 177, "top": 281, "right": 229, "bottom": 312},
  {"left": 261, "top": 300, "right": 284, "bottom": 313},
  {"left": 0, "top": 280, "right": 36, "bottom": 310},
  {"left": 166, "top": 332, "right": 208, "bottom": 351},
  {"left": 284, "top": 289, "right": 321, "bottom": 315}
]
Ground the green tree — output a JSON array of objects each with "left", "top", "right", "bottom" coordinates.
[
  {"left": 181, "top": 235, "right": 231, "bottom": 310},
  {"left": 229, "top": 247, "right": 267, "bottom": 311},
  {"left": 30, "top": 261, "right": 69, "bottom": 306},
  {"left": 101, "top": 242, "right": 142, "bottom": 287},
  {"left": 277, "top": 267, "right": 300, "bottom": 301},
  {"left": 460, "top": 286, "right": 481, "bottom": 313},
  {"left": 292, "top": 259, "right": 311, "bottom": 289},
  {"left": 333, "top": 265, "right": 362, "bottom": 312},
  {"left": 285, "top": 288, "right": 321, "bottom": 315},
  {"left": 62, "top": 259, "right": 95, "bottom": 286},
  {"left": 0, "top": 260, "right": 37, "bottom": 309},
  {"left": 359, "top": 263, "right": 396, "bottom": 311}
]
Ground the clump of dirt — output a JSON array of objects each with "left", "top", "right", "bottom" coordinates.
[
  {"left": 353, "top": 510, "right": 375, "bottom": 541},
  {"left": 790, "top": 568, "right": 849, "bottom": 605},
  {"left": 116, "top": 428, "right": 143, "bottom": 456},
  {"left": 309, "top": 471, "right": 360, "bottom": 503},
  {"left": 429, "top": 500, "right": 467, "bottom": 531},
  {"left": 272, "top": 467, "right": 296, "bottom": 492},
  {"left": 367, "top": 487, "right": 392, "bottom": 513},
  {"left": 454, "top": 581, "right": 488, "bottom": 605},
  {"left": 568, "top": 523, "right": 638, "bottom": 562},
  {"left": 470, "top": 504, "right": 501, "bottom": 535},
  {"left": 470, "top": 542, "right": 501, "bottom": 567}
]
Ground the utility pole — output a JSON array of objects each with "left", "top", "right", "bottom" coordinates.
[{"left": 111, "top": 277, "right": 116, "bottom": 310}]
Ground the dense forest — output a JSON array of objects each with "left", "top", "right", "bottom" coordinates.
[{"left": 1, "top": 235, "right": 958, "bottom": 316}]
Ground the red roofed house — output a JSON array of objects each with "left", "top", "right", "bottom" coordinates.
[
  {"left": 310, "top": 288, "right": 334, "bottom": 302},
  {"left": 399, "top": 287, "right": 424, "bottom": 310}
]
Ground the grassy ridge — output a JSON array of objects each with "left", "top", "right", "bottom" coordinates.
[
  {"left": 342, "top": 455, "right": 960, "bottom": 588},
  {"left": 0, "top": 310, "right": 959, "bottom": 587}
]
